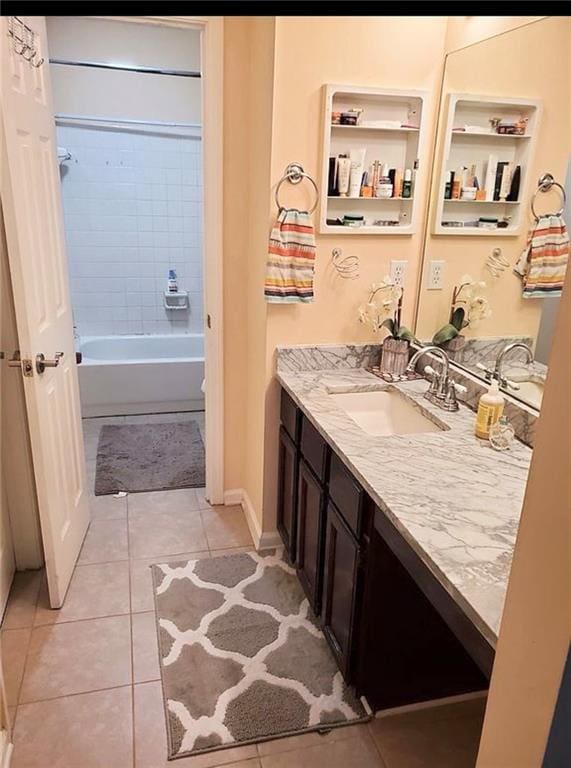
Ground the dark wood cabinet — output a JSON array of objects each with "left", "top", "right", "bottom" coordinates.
[
  {"left": 356, "top": 519, "right": 489, "bottom": 710},
  {"left": 296, "top": 459, "right": 326, "bottom": 613},
  {"left": 329, "top": 452, "right": 366, "bottom": 538},
  {"left": 321, "top": 502, "right": 362, "bottom": 681},
  {"left": 280, "top": 389, "right": 300, "bottom": 444},
  {"left": 276, "top": 426, "right": 298, "bottom": 563}
]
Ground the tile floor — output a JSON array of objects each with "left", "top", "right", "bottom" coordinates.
[{"left": 1, "top": 414, "right": 486, "bottom": 768}]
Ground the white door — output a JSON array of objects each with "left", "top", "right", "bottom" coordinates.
[{"left": 0, "top": 16, "right": 89, "bottom": 608}]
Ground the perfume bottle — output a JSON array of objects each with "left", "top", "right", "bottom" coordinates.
[{"left": 489, "top": 416, "right": 515, "bottom": 451}]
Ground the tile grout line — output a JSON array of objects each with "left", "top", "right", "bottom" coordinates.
[
  {"left": 12, "top": 575, "right": 45, "bottom": 716},
  {"left": 33, "top": 609, "right": 132, "bottom": 628},
  {"left": 365, "top": 722, "right": 391, "bottom": 768},
  {"left": 18, "top": 683, "right": 134, "bottom": 708},
  {"left": 126, "top": 491, "right": 137, "bottom": 768}
]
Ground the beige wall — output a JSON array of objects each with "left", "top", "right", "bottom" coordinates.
[
  {"left": 259, "top": 16, "right": 448, "bottom": 528},
  {"left": 267, "top": 17, "right": 447, "bottom": 344},
  {"left": 222, "top": 19, "right": 249, "bottom": 492},
  {"left": 46, "top": 17, "right": 201, "bottom": 123},
  {"left": 445, "top": 16, "right": 545, "bottom": 53},
  {"left": 222, "top": 16, "right": 451, "bottom": 523},
  {"left": 416, "top": 18, "right": 571, "bottom": 343},
  {"left": 244, "top": 19, "right": 276, "bottom": 526},
  {"left": 476, "top": 274, "right": 571, "bottom": 767},
  {"left": 222, "top": 18, "right": 276, "bottom": 511}
]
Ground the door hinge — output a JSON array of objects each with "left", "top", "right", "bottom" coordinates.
[{"left": 207, "top": 314, "right": 212, "bottom": 329}]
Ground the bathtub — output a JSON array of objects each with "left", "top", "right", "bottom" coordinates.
[{"left": 78, "top": 334, "right": 205, "bottom": 417}]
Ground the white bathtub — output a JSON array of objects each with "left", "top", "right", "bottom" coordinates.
[{"left": 78, "top": 334, "right": 205, "bottom": 417}]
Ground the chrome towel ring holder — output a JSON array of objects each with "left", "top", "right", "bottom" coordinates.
[
  {"left": 531, "top": 173, "right": 566, "bottom": 220},
  {"left": 275, "top": 162, "right": 319, "bottom": 214}
]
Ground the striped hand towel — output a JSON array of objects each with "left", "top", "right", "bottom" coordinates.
[
  {"left": 265, "top": 208, "right": 316, "bottom": 303},
  {"left": 514, "top": 214, "right": 569, "bottom": 298}
]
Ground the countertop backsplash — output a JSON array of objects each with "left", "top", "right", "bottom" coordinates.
[{"left": 276, "top": 343, "right": 538, "bottom": 447}]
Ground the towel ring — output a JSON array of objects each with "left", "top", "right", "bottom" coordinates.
[
  {"left": 275, "top": 162, "right": 319, "bottom": 214},
  {"left": 531, "top": 173, "right": 566, "bottom": 219}
]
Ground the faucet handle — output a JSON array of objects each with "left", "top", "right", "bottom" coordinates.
[
  {"left": 423, "top": 365, "right": 440, "bottom": 397},
  {"left": 503, "top": 378, "right": 521, "bottom": 391},
  {"left": 443, "top": 379, "right": 463, "bottom": 411},
  {"left": 476, "top": 362, "right": 494, "bottom": 381}
]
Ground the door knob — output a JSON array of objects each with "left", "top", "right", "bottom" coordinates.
[{"left": 36, "top": 352, "right": 64, "bottom": 374}]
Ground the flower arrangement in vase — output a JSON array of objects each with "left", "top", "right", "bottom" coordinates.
[
  {"left": 358, "top": 278, "right": 416, "bottom": 375},
  {"left": 432, "top": 275, "right": 491, "bottom": 353}
]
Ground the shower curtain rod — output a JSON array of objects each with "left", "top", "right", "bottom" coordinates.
[
  {"left": 55, "top": 113, "right": 201, "bottom": 130},
  {"left": 49, "top": 58, "right": 201, "bottom": 78}
]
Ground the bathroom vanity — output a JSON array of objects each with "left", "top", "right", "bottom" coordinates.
[{"left": 275, "top": 354, "right": 533, "bottom": 712}]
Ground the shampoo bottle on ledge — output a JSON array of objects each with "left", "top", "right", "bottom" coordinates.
[{"left": 475, "top": 379, "right": 504, "bottom": 439}]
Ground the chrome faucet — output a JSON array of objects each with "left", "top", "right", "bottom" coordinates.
[
  {"left": 406, "top": 346, "right": 465, "bottom": 412},
  {"left": 493, "top": 342, "right": 534, "bottom": 388}
]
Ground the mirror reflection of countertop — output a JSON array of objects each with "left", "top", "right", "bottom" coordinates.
[{"left": 276, "top": 365, "right": 533, "bottom": 648}]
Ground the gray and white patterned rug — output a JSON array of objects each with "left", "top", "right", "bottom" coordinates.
[{"left": 151, "top": 550, "right": 369, "bottom": 759}]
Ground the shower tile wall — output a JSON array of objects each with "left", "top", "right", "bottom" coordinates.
[{"left": 57, "top": 124, "right": 203, "bottom": 336}]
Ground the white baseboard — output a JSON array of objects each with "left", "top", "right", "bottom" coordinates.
[
  {"left": 0, "top": 731, "right": 13, "bottom": 768},
  {"left": 374, "top": 689, "right": 488, "bottom": 719},
  {"left": 224, "top": 488, "right": 281, "bottom": 551},
  {"left": 223, "top": 489, "right": 243, "bottom": 506}
]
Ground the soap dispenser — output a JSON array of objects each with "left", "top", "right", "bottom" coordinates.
[{"left": 475, "top": 379, "right": 504, "bottom": 439}]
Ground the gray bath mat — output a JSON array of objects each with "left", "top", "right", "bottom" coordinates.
[
  {"left": 94, "top": 421, "right": 205, "bottom": 495},
  {"left": 151, "top": 550, "right": 369, "bottom": 760}
]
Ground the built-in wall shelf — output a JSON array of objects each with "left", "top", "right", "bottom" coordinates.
[
  {"left": 320, "top": 84, "right": 429, "bottom": 235},
  {"left": 433, "top": 94, "right": 541, "bottom": 237},
  {"left": 326, "top": 196, "right": 414, "bottom": 202},
  {"left": 451, "top": 130, "right": 532, "bottom": 140},
  {"left": 444, "top": 199, "right": 520, "bottom": 205},
  {"left": 331, "top": 125, "right": 420, "bottom": 134}
]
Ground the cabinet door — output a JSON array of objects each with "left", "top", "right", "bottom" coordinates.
[
  {"left": 321, "top": 502, "right": 361, "bottom": 681},
  {"left": 296, "top": 459, "right": 325, "bottom": 613},
  {"left": 356, "top": 520, "right": 489, "bottom": 711},
  {"left": 277, "top": 426, "right": 298, "bottom": 563}
]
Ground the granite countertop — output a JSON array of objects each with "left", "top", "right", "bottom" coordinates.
[{"left": 276, "top": 365, "right": 533, "bottom": 648}]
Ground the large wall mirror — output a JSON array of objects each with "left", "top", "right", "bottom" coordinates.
[{"left": 415, "top": 17, "right": 570, "bottom": 412}]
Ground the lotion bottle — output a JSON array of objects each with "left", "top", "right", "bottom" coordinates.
[
  {"left": 337, "top": 155, "right": 351, "bottom": 197},
  {"left": 348, "top": 148, "right": 366, "bottom": 198},
  {"left": 475, "top": 379, "right": 505, "bottom": 439}
]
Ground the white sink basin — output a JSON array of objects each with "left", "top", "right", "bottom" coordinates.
[
  {"left": 514, "top": 379, "right": 544, "bottom": 408},
  {"left": 329, "top": 389, "right": 445, "bottom": 437}
]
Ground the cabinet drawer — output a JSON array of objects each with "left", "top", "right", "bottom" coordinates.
[
  {"left": 329, "top": 452, "right": 365, "bottom": 538},
  {"left": 300, "top": 416, "right": 329, "bottom": 483},
  {"left": 280, "top": 389, "right": 301, "bottom": 444}
]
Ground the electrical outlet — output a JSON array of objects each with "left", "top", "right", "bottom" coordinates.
[
  {"left": 427, "top": 260, "right": 445, "bottom": 290},
  {"left": 390, "top": 260, "right": 407, "bottom": 287}
]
